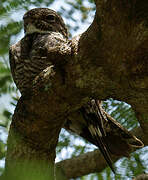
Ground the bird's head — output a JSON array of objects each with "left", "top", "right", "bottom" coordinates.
[{"left": 23, "top": 8, "right": 68, "bottom": 38}]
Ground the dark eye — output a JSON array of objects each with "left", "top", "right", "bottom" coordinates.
[{"left": 46, "top": 14, "right": 55, "bottom": 22}]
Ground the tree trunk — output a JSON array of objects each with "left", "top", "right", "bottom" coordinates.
[{"left": 6, "top": 0, "right": 148, "bottom": 179}]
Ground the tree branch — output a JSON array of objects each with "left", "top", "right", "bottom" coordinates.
[
  {"left": 66, "top": 0, "right": 148, "bottom": 138},
  {"left": 6, "top": 0, "right": 148, "bottom": 178},
  {"left": 56, "top": 127, "right": 147, "bottom": 179}
]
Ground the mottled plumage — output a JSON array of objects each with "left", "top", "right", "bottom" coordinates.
[
  {"left": 64, "top": 99, "right": 144, "bottom": 173},
  {"left": 9, "top": 8, "right": 69, "bottom": 94},
  {"left": 9, "top": 8, "right": 144, "bottom": 174}
]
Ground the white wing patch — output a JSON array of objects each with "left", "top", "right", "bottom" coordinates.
[{"left": 88, "top": 125, "right": 102, "bottom": 137}]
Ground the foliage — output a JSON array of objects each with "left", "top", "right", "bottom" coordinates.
[{"left": 0, "top": 0, "right": 147, "bottom": 179}]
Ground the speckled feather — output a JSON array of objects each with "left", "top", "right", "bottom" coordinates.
[
  {"left": 9, "top": 8, "right": 71, "bottom": 94},
  {"left": 9, "top": 8, "right": 144, "bottom": 174},
  {"left": 64, "top": 99, "right": 144, "bottom": 173}
]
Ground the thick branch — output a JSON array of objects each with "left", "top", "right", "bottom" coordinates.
[
  {"left": 6, "top": 0, "right": 148, "bottom": 178},
  {"left": 56, "top": 127, "right": 147, "bottom": 179},
  {"left": 66, "top": 0, "right": 148, "bottom": 139},
  {"left": 5, "top": 88, "right": 67, "bottom": 177}
]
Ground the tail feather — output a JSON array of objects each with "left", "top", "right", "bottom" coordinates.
[
  {"left": 80, "top": 100, "right": 115, "bottom": 173},
  {"left": 63, "top": 99, "right": 144, "bottom": 173},
  {"left": 95, "top": 134, "right": 115, "bottom": 173}
]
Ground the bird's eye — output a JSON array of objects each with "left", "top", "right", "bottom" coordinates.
[{"left": 47, "top": 15, "right": 55, "bottom": 22}]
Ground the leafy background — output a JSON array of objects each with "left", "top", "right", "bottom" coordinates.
[{"left": 0, "top": 0, "right": 148, "bottom": 179}]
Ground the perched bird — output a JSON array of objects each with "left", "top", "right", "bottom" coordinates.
[
  {"left": 9, "top": 8, "right": 144, "bottom": 174},
  {"left": 64, "top": 99, "right": 144, "bottom": 173},
  {"left": 9, "top": 8, "right": 69, "bottom": 95}
]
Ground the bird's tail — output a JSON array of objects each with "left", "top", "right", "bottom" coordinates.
[
  {"left": 64, "top": 99, "right": 144, "bottom": 173},
  {"left": 79, "top": 99, "right": 115, "bottom": 173}
]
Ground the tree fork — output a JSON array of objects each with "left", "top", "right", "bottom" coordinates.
[{"left": 6, "top": 0, "right": 148, "bottom": 179}]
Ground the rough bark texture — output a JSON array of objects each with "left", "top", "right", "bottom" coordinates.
[
  {"left": 6, "top": 0, "right": 148, "bottom": 179},
  {"left": 132, "top": 173, "right": 148, "bottom": 180}
]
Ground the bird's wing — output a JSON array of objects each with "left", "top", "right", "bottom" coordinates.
[
  {"left": 64, "top": 99, "right": 144, "bottom": 173},
  {"left": 9, "top": 45, "right": 16, "bottom": 84},
  {"left": 103, "top": 110, "right": 144, "bottom": 156},
  {"left": 9, "top": 41, "right": 22, "bottom": 90},
  {"left": 64, "top": 99, "right": 115, "bottom": 173},
  {"left": 79, "top": 100, "right": 115, "bottom": 173}
]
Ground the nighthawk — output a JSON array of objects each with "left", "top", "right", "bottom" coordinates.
[{"left": 9, "top": 8, "right": 144, "bottom": 173}]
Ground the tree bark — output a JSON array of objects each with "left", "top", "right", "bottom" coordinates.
[
  {"left": 132, "top": 173, "right": 148, "bottom": 180},
  {"left": 6, "top": 0, "right": 148, "bottom": 179}
]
